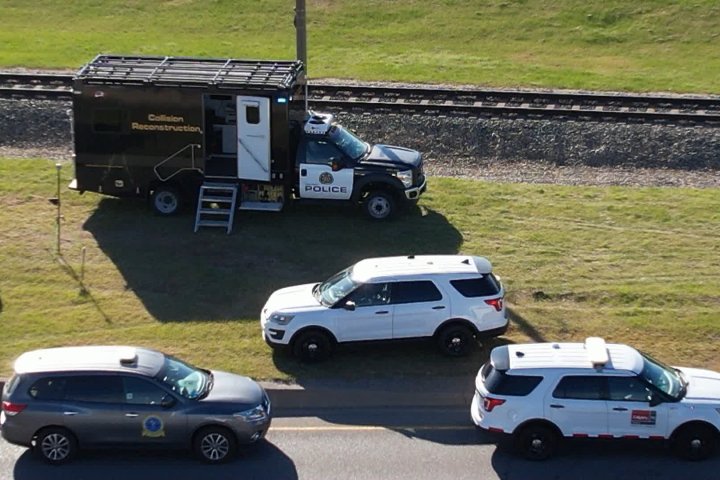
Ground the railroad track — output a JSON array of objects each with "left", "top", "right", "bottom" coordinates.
[
  {"left": 0, "top": 73, "right": 74, "bottom": 99},
  {"left": 2, "top": 72, "right": 720, "bottom": 124}
]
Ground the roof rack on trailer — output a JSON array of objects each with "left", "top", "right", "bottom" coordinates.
[{"left": 75, "top": 54, "right": 304, "bottom": 91}]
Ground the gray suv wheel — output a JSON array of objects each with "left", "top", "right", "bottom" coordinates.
[
  {"left": 36, "top": 427, "right": 77, "bottom": 465},
  {"left": 194, "top": 426, "right": 237, "bottom": 463}
]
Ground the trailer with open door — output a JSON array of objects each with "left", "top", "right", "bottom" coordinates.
[{"left": 70, "top": 54, "right": 426, "bottom": 232}]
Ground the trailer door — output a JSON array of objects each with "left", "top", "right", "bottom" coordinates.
[{"left": 237, "top": 96, "right": 271, "bottom": 181}]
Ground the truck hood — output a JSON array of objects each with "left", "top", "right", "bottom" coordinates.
[
  {"left": 364, "top": 144, "right": 421, "bottom": 168},
  {"left": 263, "top": 282, "right": 322, "bottom": 315},
  {"left": 678, "top": 367, "right": 720, "bottom": 402},
  {"left": 201, "top": 370, "right": 264, "bottom": 406}
]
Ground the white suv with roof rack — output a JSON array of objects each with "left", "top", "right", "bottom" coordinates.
[
  {"left": 471, "top": 337, "right": 720, "bottom": 461},
  {"left": 260, "top": 255, "right": 507, "bottom": 361}
]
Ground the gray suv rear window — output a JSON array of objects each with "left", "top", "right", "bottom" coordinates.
[{"left": 450, "top": 275, "right": 500, "bottom": 298}]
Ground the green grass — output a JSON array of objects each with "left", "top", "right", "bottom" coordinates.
[
  {"left": 1, "top": 158, "right": 718, "bottom": 380},
  {"left": 1, "top": 1, "right": 720, "bottom": 93}
]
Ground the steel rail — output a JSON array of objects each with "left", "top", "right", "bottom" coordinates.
[{"left": 1, "top": 72, "right": 719, "bottom": 123}]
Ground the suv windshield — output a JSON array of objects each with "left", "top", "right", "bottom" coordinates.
[
  {"left": 156, "top": 355, "right": 211, "bottom": 400},
  {"left": 639, "top": 352, "right": 684, "bottom": 400},
  {"left": 314, "top": 266, "right": 360, "bottom": 306},
  {"left": 328, "top": 125, "right": 369, "bottom": 161}
]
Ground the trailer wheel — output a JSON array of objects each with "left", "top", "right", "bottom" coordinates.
[{"left": 151, "top": 185, "right": 182, "bottom": 216}]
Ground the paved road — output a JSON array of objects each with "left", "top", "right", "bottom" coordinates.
[{"left": 2, "top": 407, "right": 720, "bottom": 480}]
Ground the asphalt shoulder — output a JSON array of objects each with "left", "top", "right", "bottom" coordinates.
[{"left": 261, "top": 375, "right": 475, "bottom": 409}]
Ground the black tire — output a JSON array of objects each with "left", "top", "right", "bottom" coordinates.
[
  {"left": 292, "top": 330, "right": 333, "bottom": 362},
  {"left": 193, "top": 426, "right": 237, "bottom": 464},
  {"left": 436, "top": 324, "right": 476, "bottom": 357},
  {"left": 672, "top": 424, "right": 717, "bottom": 461},
  {"left": 514, "top": 424, "right": 559, "bottom": 461},
  {"left": 364, "top": 190, "right": 395, "bottom": 221},
  {"left": 35, "top": 427, "right": 78, "bottom": 465},
  {"left": 151, "top": 185, "right": 182, "bottom": 216}
]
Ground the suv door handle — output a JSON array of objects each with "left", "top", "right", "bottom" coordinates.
[
  {"left": 432, "top": 306, "right": 446, "bottom": 310},
  {"left": 612, "top": 407, "right": 628, "bottom": 411},
  {"left": 125, "top": 413, "right": 139, "bottom": 418},
  {"left": 549, "top": 404, "right": 565, "bottom": 409},
  {"left": 375, "top": 311, "right": 389, "bottom": 315},
  {"left": 63, "top": 411, "right": 79, "bottom": 416}
]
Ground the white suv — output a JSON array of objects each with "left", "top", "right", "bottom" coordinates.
[
  {"left": 260, "top": 255, "right": 507, "bottom": 361},
  {"left": 471, "top": 337, "right": 720, "bottom": 461}
]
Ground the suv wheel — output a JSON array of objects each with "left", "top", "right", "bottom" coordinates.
[
  {"left": 35, "top": 427, "right": 78, "bottom": 465},
  {"left": 672, "top": 424, "right": 717, "bottom": 461},
  {"left": 292, "top": 330, "right": 333, "bottom": 362},
  {"left": 364, "top": 191, "right": 395, "bottom": 220},
  {"left": 151, "top": 185, "right": 182, "bottom": 216},
  {"left": 194, "top": 426, "right": 237, "bottom": 464},
  {"left": 436, "top": 324, "right": 475, "bottom": 357},
  {"left": 514, "top": 424, "right": 559, "bottom": 461}
]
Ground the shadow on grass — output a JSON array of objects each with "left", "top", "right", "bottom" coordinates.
[
  {"left": 56, "top": 254, "right": 112, "bottom": 324},
  {"left": 82, "top": 199, "right": 463, "bottom": 322},
  {"left": 270, "top": 336, "right": 514, "bottom": 381},
  {"left": 506, "top": 306, "right": 546, "bottom": 343}
]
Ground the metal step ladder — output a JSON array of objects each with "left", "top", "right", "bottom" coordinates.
[{"left": 194, "top": 182, "right": 238, "bottom": 234}]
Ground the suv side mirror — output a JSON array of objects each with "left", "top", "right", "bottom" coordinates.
[
  {"left": 331, "top": 160, "right": 342, "bottom": 171},
  {"left": 343, "top": 300, "right": 356, "bottom": 311},
  {"left": 648, "top": 393, "right": 662, "bottom": 407},
  {"left": 161, "top": 394, "right": 177, "bottom": 409}
]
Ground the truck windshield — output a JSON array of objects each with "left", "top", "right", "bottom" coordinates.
[
  {"left": 639, "top": 352, "right": 684, "bottom": 400},
  {"left": 314, "top": 266, "right": 360, "bottom": 306},
  {"left": 328, "top": 126, "right": 369, "bottom": 161},
  {"left": 156, "top": 355, "right": 211, "bottom": 400}
]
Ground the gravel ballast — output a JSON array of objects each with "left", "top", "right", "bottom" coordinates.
[{"left": 1, "top": 97, "right": 719, "bottom": 188}]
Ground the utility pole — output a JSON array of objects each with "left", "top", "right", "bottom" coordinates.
[{"left": 295, "top": 0, "right": 309, "bottom": 112}]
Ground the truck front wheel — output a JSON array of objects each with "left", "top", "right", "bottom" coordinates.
[
  {"left": 151, "top": 185, "right": 182, "bottom": 216},
  {"left": 364, "top": 191, "right": 395, "bottom": 220}
]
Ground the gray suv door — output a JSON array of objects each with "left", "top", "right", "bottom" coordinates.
[
  {"left": 30, "top": 374, "right": 127, "bottom": 445},
  {"left": 119, "top": 375, "right": 187, "bottom": 445}
]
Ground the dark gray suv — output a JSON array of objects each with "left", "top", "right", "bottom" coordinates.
[{"left": 1, "top": 346, "right": 271, "bottom": 464}]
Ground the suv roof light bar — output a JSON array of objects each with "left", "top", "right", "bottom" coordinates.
[{"left": 585, "top": 337, "right": 609, "bottom": 367}]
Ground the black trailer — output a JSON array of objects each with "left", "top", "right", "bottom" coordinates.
[
  {"left": 70, "top": 54, "right": 426, "bottom": 231},
  {"left": 71, "top": 54, "right": 305, "bottom": 230}
]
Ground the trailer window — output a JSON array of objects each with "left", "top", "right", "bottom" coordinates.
[
  {"left": 245, "top": 105, "right": 260, "bottom": 125},
  {"left": 93, "top": 109, "right": 124, "bottom": 133}
]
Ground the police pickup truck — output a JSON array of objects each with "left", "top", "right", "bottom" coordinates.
[{"left": 294, "top": 112, "right": 426, "bottom": 219}]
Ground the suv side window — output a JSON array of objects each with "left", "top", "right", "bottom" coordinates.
[
  {"left": 390, "top": 281, "right": 442, "bottom": 304},
  {"left": 482, "top": 364, "right": 543, "bottom": 396},
  {"left": 552, "top": 376, "right": 605, "bottom": 400},
  {"left": 29, "top": 377, "right": 67, "bottom": 400},
  {"left": 607, "top": 376, "right": 653, "bottom": 402},
  {"left": 450, "top": 275, "right": 501, "bottom": 297},
  {"left": 122, "top": 376, "right": 169, "bottom": 405},
  {"left": 347, "top": 283, "right": 390, "bottom": 307},
  {"left": 64, "top": 375, "right": 124, "bottom": 403},
  {"left": 30, "top": 375, "right": 124, "bottom": 403}
]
